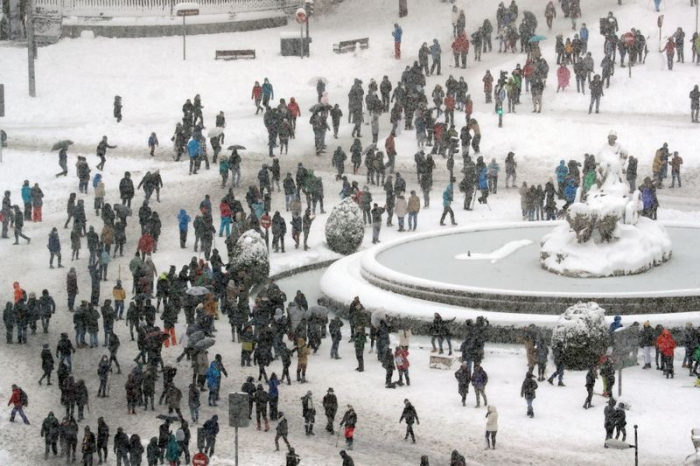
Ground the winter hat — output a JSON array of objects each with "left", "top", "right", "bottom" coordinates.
[
  {"left": 328, "top": 388, "right": 334, "bottom": 393},
  {"left": 608, "top": 130, "right": 617, "bottom": 138},
  {"left": 42, "top": 343, "right": 49, "bottom": 349}
]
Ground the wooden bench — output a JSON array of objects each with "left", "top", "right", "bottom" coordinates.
[
  {"left": 215, "top": 49, "right": 256, "bottom": 60},
  {"left": 333, "top": 37, "right": 369, "bottom": 54}
]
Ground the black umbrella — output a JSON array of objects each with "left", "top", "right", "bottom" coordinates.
[
  {"left": 309, "top": 103, "right": 331, "bottom": 114},
  {"left": 227, "top": 145, "right": 246, "bottom": 151},
  {"left": 51, "top": 140, "right": 73, "bottom": 151}
]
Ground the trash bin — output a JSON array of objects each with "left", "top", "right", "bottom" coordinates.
[{"left": 280, "top": 31, "right": 311, "bottom": 57}]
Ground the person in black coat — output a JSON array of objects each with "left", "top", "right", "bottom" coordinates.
[
  {"left": 96, "top": 417, "right": 109, "bottom": 464},
  {"left": 399, "top": 399, "right": 420, "bottom": 443},
  {"left": 39, "top": 343, "right": 55, "bottom": 385},
  {"left": 41, "top": 411, "right": 60, "bottom": 459},
  {"left": 119, "top": 172, "right": 135, "bottom": 208},
  {"left": 81, "top": 425, "right": 96, "bottom": 465},
  {"left": 96, "top": 136, "right": 117, "bottom": 171},
  {"left": 322, "top": 387, "right": 338, "bottom": 434},
  {"left": 340, "top": 450, "right": 355, "bottom": 466}
]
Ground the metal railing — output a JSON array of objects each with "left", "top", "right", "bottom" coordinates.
[{"left": 34, "top": 0, "right": 287, "bottom": 17}]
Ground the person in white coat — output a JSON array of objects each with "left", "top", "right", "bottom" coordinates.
[{"left": 485, "top": 405, "right": 498, "bottom": 449}]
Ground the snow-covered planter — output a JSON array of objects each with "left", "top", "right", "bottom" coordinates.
[
  {"left": 325, "top": 198, "right": 364, "bottom": 255},
  {"left": 231, "top": 230, "right": 269, "bottom": 287},
  {"left": 551, "top": 302, "right": 609, "bottom": 370}
]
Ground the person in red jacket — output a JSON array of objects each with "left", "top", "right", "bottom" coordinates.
[
  {"left": 219, "top": 201, "right": 232, "bottom": 238},
  {"left": 656, "top": 329, "right": 677, "bottom": 378},
  {"left": 465, "top": 94, "right": 474, "bottom": 123},
  {"left": 394, "top": 346, "right": 411, "bottom": 386},
  {"left": 8, "top": 384, "right": 29, "bottom": 424},
  {"left": 664, "top": 38, "right": 675, "bottom": 70},
  {"left": 13, "top": 282, "right": 24, "bottom": 303},
  {"left": 452, "top": 32, "right": 469, "bottom": 68},
  {"left": 252, "top": 81, "right": 263, "bottom": 114},
  {"left": 444, "top": 93, "right": 456, "bottom": 126},
  {"left": 137, "top": 232, "right": 154, "bottom": 260},
  {"left": 287, "top": 97, "right": 301, "bottom": 137}
]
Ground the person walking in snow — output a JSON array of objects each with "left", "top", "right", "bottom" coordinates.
[
  {"left": 95, "top": 136, "right": 116, "bottom": 171},
  {"left": 392, "top": 23, "right": 403, "bottom": 59},
  {"left": 301, "top": 390, "right": 316, "bottom": 436},
  {"left": 547, "top": 341, "right": 566, "bottom": 386},
  {"left": 339, "top": 405, "right": 357, "bottom": 450},
  {"left": 8, "top": 384, "right": 29, "bottom": 424},
  {"left": 471, "top": 364, "right": 488, "bottom": 407},
  {"left": 583, "top": 365, "right": 596, "bottom": 409},
  {"left": 399, "top": 399, "right": 419, "bottom": 443},
  {"left": 455, "top": 362, "right": 471, "bottom": 406},
  {"left": 485, "top": 405, "right": 498, "bottom": 449},
  {"left": 520, "top": 372, "right": 538, "bottom": 418}
]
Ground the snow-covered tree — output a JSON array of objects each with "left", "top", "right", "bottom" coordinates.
[
  {"left": 231, "top": 230, "right": 269, "bottom": 287},
  {"left": 325, "top": 198, "right": 365, "bottom": 255},
  {"left": 551, "top": 302, "right": 609, "bottom": 370}
]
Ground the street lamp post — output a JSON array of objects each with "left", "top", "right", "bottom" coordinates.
[{"left": 605, "top": 424, "right": 639, "bottom": 466}]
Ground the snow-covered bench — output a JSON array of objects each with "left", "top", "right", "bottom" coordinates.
[
  {"left": 429, "top": 355, "right": 455, "bottom": 370},
  {"left": 333, "top": 37, "right": 369, "bottom": 54},
  {"left": 215, "top": 49, "right": 256, "bottom": 60}
]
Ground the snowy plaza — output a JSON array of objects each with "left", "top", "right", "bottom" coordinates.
[{"left": 1, "top": 0, "right": 700, "bottom": 464}]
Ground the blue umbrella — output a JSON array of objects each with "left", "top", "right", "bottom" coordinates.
[{"left": 529, "top": 35, "right": 547, "bottom": 43}]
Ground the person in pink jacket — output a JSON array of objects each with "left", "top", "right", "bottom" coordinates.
[{"left": 556, "top": 64, "right": 571, "bottom": 92}]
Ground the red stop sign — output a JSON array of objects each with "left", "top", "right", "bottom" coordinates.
[
  {"left": 260, "top": 214, "right": 271, "bottom": 229},
  {"left": 295, "top": 8, "right": 307, "bottom": 24},
  {"left": 622, "top": 32, "right": 635, "bottom": 47},
  {"left": 192, "top": 452, "right": 209, "bottom": 466}
]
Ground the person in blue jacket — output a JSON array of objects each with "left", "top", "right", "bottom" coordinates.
[
  {"left": 579, "top": 23, "right": 589, "bottom": 54},
  {"left": 177, "top": 210, "right": 191, "bottom": 249},
  {"left": 440, "top": 178, "right": 457, "bottom": 226},
  {"left": 609, "top": 315, "right": 623, "bottom": 347},
  {"left": 48, "top": 227, "right": 63, "bottom": 269},
  {"left": 563, "top": 176, "right": 577, "bottom": 210},
  {"left": 393, "top": 23, "right": 403, "bottom": 59},
  {"left": 187, "top": 138, "right": 201, "bottom": 175},
  {"left": 555, "top": 160, "right": 568, "bottom": 198},
  {"left": 477, "top": 166, "right": 489, "bottom": 204},
  {"left": 262, "top": 78, "right": 274, "bottom": 108},
  {"left": 429, "top": 39, "right": 442, "bottom": 76},
  {"left": 21, "top": 180, "right": 32, "bottom": 221}
]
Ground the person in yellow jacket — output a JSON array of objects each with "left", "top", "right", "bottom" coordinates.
[
  {"left": 295, "top": 338, "right": 311, "bottom": 383},
  {"left": 112, "top": 280, "right": 126, "bottom": 320}
]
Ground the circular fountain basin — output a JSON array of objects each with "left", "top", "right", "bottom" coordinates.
[{"left": 358, "top": 222, "right": 700, "bottom": 315}]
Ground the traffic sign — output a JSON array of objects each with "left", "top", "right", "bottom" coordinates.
[
  {"left": 177, "top": 8, "right": 199, "bottom": 16},
  {"left": 260, "top": 213, "right": 271, "bottom": 229},
  {"left": 295, "top": 7, "right": 307, "bottom": 24},
  {"left": 192, "top": 452, "right": 209, "bottom": 466}
]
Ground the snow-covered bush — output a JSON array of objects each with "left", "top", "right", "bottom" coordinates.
[
  {"left": 325, "top": 198, "right": 364, "bottom": 255},
  {"left": 231, "top": 230, "right": 269, "bottom": 286},
  {"left": 551, "top": 302, "right": 609, "bottom": 370}
]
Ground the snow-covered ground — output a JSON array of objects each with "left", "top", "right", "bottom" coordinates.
[{"left": 0, "top": 0, "right": 700, "bottom": 464}]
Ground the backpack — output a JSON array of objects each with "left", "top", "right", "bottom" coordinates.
[{"left": 19, "top": 388, "right": 28, "bottom": 407}]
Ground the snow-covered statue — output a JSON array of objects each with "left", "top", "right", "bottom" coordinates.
[{"left": 540, "top": 131, "right": 672, "bottom": 277}]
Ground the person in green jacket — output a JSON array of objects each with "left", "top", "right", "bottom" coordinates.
[{"left": 166, "top": 433, "right": 180, "bottom": 464}]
